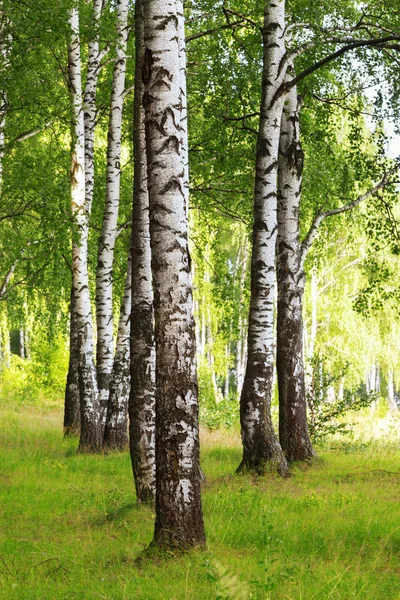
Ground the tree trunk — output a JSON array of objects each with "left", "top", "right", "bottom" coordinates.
[
  {"left": 83, "top": 0, "right": 104, "bottom": 219},
  {"left": 276, "top": 85, "right": 315, "bottom": 462},
  {"left": 64, "top": 286, "right": 81, "bottom": 436},
  {"left": 96, "top": 0, "right": 129, "bottom": 432},
  {"left": 224, "top": 343, "right": 230, "bottom": 399},
  {"left": 0, "top": 9, "right": 10, "bottom": 188},
  {"left": 129, "top": 0, "right": 156, "bottom": 505},
  {"left": 0, "top": 305, "right": 10, "bottom": 368},
  {"left": 64, "top": 0, "right": 103, "bottom": 438},
  {"left": 236, "top": 236, "right": 248, "bottom": 399},
  {"left": 19, "top": 328, "right": 25, "bottom": 358},
  {"left": 143, "top": 0, "right": 206, "bottom": 549},
  {"left": 238, "top": 0, "right": 288, "bottom": 477},
  {"left": 103, "top": 250, "right": 131, "bottom": 450},
  {"left": 388, "top": 369, "right": 398, "bottom": 412},
  {"left": 206, "top": 287, "right": 221, "bottom": 403},
  {"left": 68, "top": 6, "right": 101, "bottom": 452},
  {"left": 176, "top": 0, "right": 189, "bottom": 217}
]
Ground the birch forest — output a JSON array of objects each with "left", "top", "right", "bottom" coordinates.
[{"left": 1, "top": 0, "right": 400, "bottom": 597}]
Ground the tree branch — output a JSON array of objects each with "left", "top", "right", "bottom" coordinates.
[
  {"left": 301, "top": 164, "right": 400, "bottom": 262},
  {"left": 0, "top": 260, "right": 17, "bottom": 299},
  {"left": 289, "top": 35, "right": 400, "bottom": 91},
  {"left": 186, "top": 20, "right": 244, "bottom": 43},
  {"left": 1, "top": 122, "right": 52, "bottom": 154}
]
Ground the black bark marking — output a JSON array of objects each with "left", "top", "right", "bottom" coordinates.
[
  {"left": 156, "top": 135, "right": 180, "bottom": 155},
  {"left": 160, "top": 176, "right": 185, "bottom": 197},
  {"left": 142, "top": 47, "right": 153, "bottom": 84}
]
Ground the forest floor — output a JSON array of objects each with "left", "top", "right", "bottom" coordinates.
[{"left": 1, "top": 404, "right": 400, "bottom": 599}]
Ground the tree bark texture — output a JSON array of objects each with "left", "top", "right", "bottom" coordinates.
[
  {"left": 64, "top": 286, "right": 81, "bottom": 436},
  {"left": 64, "top": 0, "right": 103, "bottom": 439},
  {"left": 176, "top": 0, "right": 189, "bottom": 216},
  {"left": 96, "top": 0, "right": 129, "bottom": 432},
  {"left": 236, "top": 237, "right": 248, "bottom": 399},
  {"left": 143, "top": 0, "right": 206, "bottom": 549},
  {"left": 129, "top": 0, "right": 156, "bottom": 505},
  {"left": 83, "top": 0, "right": 104, "bottom": 219},
  {"left": 68, "top": 6, "right": 102, "bottom": 452},
  {"left": 0, "top": 9, "right": 10, "bottom": 187},
  {"left": 239, "top": 0, "right": 288, "bottom": 477},
  {"left": 276, "top": 85, "right": 315, "bottom": 462},
  {"left": 103, "top": 250, "right": 131, "bottom": 450}
]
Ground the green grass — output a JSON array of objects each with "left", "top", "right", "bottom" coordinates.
[{"left": 1, "top": 406, "right": 400, "bottom": 599}]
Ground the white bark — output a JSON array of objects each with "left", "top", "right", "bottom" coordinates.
[
  {"left": 176, "top": 0, "right": 189, "bottom": 216},
  {"left": 65, "top": 0, "right": 104, "bottom": 440},
  {"left": 236, "top": 236, "right": 248, "bottom": 398},
  {"left": 96, "top": 0, "right": 129, "bottom": 429},
  {"left": 129, "top": 0, "right": 156, "bottom": 504},
  {"left": 276, "top": 83, "right": 314, "bottom": 461},
  {"left": 0, "top": 9, "right": 10, "bottom": 187},
  {"left": 239, "top": 0, "right": 288, "bottom": 476},
  {"left": 387, "top": 369, "right": 398, "bottom": 412},
  {"left": 69, "top": 6, "right": 101, "bottom": 451},
  {"left": 83, "top": 0, "right": 104, "bottom": 217},
  {"left": 0, "top": 5, "right": 10, "bottom": 373},
  {"left": 143, "top": 0, "right": 205, "bottom": 548},
  {"left": 224, "top": 343, "right": 230, "bottom": 399},
  {"left": 103, "top": 249, "right": 131, "bottom": 449}
]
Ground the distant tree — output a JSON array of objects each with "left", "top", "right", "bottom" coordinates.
[
  {"left": 68, "top": 4, "right": 101, "bottom": 451},
  {"left": 238, "top": 0, "right": 289, "bottom": 477},
  {"left": 96, "top": 0, "right": 129, "bottom": 435}
]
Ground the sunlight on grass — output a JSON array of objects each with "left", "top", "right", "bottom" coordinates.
[{"left": 1, "top": 405, "right": 400, "bottom": 599}]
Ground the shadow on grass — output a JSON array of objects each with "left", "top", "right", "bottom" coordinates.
[{"left": 93, "top": 501, "right": 151, "bottom": 526}]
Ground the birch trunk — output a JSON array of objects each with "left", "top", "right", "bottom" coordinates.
[
  {"left": 207, "top": 299, "right": 221, "bottom": 403},
  {"left": 0, "top": 8, "right": 9, "bottom": 187},
  {"left": 201, "top": 299, "right": 206, "bottom": 357},
  {"left": 276, "top": 85, "right": 315, "bottom": 462},
  {"left": 238, "top": 0, "right": 288, "bottom": 477},
  {"left": 69, "top": 6, "right": 101, "bottom": 452},
  {"left": 96, "top": 0, "right": 129, "bottom": 432},
  {"left": 236, "top": 237, "right": 248, "bottom": 398},
  {"left": 224, "top": 343, "right": 230, "bottom": 399},
  {"left": 388, "top": 369, "right": 398, "bottom": 412},
  {"left": 143, "top": 0, "right": 206, "bottom": 548},
  {"left": 64, "top": 286, "right": 81, "bottom": 436},
  {"left": 129, "top": 0, "right": 156, "bottom": 504},
  {"left": 176, "top": 0, "right": 189, "bottom": 216},
  {"left": 103, "top": 251, "right": 131, "bottom": 450},
  {"left": 83, "top": 0, "right": 104, "bottom": 214},
  {"left": 0, "top": 305, "right": 10, "bottom": 367},
  {"left": 64, "top": 0, "right": 103, "bottom": 441}
]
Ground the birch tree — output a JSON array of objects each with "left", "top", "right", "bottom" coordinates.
[
  {"left": 236, "top": 0, "right": 400, "bottom": 465},
  {"left": 103, "top": 250, "right": 131, "bottom": 450},
  {"left": 96, "top": 0, "right": 129, "bottom": 432},
  {"left": 63, "top": 286, "right": 80, "bottom": 435},
  {"left": 129, "top": 0, "right": 156, "bottom": 505},
  {"left": 238, "top": 0, "right": 289, "bottom": 477},
  {"left": 276, "top": 85, "right": 314, "bottom": 461},
  {"left": 276, "top": 86, "right": 399, "bottom": 460},
  {"left": 143, "top": 0, "right": 206, "bottom": 548},
  {"left": 69, "top": 5, "right": 101, "bottom": 452},
  {"left": 64, "top": 0, "right": 105, "bottom": 437}
]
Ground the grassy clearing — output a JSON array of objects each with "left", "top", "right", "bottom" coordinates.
[{"left": 1, "top": 406, "right": 400, "bottom": 599}]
